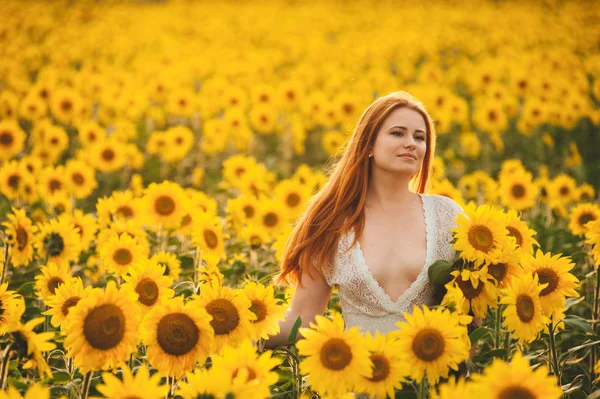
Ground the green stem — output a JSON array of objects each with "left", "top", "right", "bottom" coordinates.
[
  {"left": 495, "top": 306, "right": 502, "bottom": 349},
  {"left": 0, "top": 346, "right": 13, "bottom": 391},
  {"left": 417, "top": 376, "right": 428, "bottom": 399},
  {"left": 80, "top": 371, "right": 93, "bottom": 399},
  {"left": 547, "top": 321, "right": 561, "bottom": 386},
  {"left": 504, "top": 331, "right": 511, "bottom": 361}
]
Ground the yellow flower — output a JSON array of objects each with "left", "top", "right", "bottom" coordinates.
[
  {"left": 499, "top": 168, "right": 538, "bottom": 211},
  {"left": 274, "top": 179, "right": 311, "bottom": 220},
  {"left": 96, "top": 364, "right": 167, "bottom": 399},
  {"left": 503, "top": 209, "right": 539, "bottom": 256},
  {"left": 43, "top": 277, "right": 86, "bottom": 329},
  {"left": 585, "top": 219, "right": 600, "bottom": 265},
  {"left": 38, "top": 165, "right": 68, "bottom": 199},
  {"left": 547, "top": 174, "right": 577, "bottom": 208},
  {"left": 0, "top": 384, "right": 50, "bottom": 399},
  {"left": 77, "top": 120, "right": 106, "bottom": 147},
  {"left": 35, "top": 261, "right": 71, "bottom": 299},
  {"left": 142, "top": 181, "right": 187, "bottom": 230},
  {"left": 2, "top": 207, "right": 36, "bottom": 267},
  {"left": 191, "top": 211, "right": 226, "bottom": 260},
  {"left": 0, "top": 119, "right": 26, "bottom": 161},
  {"left": 431, "top": 179, "right": 465, "bottom": 206},
  {"left": 89, "top": 138, "right": 127, "bottom": 173},
  {"left": 241, "top": 282, "right": 286, "bottom": 340},
  {"left": 121, "top": 259, "right": 174, "bottom": 315},
  {"left": 50, "top": 88, "right": 82, "bottom": 125},
  {"left": 448, "top": 267, "right": 499, "bottom": 319},
  {"left": 296, "top": 313, "right": 372, "bottom": 397},
  {"left": 226, "top": 195, "right": 260, "bottom": 228},
  {"left": 58, "top": 209, "right": 98, "bottom": 252},
  {"left": 321, "top": 130, "right": 347, "bottom": 155},
  {"left": 256, "top": 199, "right": 289, "bottom": 238},
  {"left": 7, "top": 317, "right": 56, "bottom": 379},
  {"left": 238, "top": 224, "right": 271, "bottom": 249},
  {"left": 65, "top": 159, "right": 97, "bottom": 199},
  {"left": 0, "top": 283, "right": 24, "bottom": 335},
  {"left": 98, "top": 233, "right": 146, "bottom": 277},
  {"left": 249, "top": 103, "right": 278, "bottom": 135},
  {"left": 151, "top": 251, "right": 182, "bottom": 281},
  {"left": 34, "top": 218, "right": 82, "bottom": 265},
  {"left": 568, "top": 202, "right": 600, "bottom": 237},
  {"left": 177, "top": 368, "right": 230, "bottom": 399}
]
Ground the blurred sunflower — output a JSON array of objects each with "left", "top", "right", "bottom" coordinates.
[
  {"left": 448, "top": 266, "right": 499, "bottom": 319},
  {"left": 586, "top": 219, "right": 600, "bottom": 265},
  {"left": 503, "top": 209, "right": 539, "bottom": 255},
  {"left": 296, "top": 313, "right": 372, "bottom": 397},
  {"left": 19, "top": 92, "right": 48, "bottom": 121},
  {"left": 34, "top": 261, "right": 71, "bottom": 299},
  {"left": 50, "top": 88, "right": 82, "bottom": 125},
  {"left": 96, "top": 364, "right": 166, "bottom": 399},
  {"left": 0, "top": 384, "right": 50, "bottom": 399},
  {"left": 3, "top": 207, "right": 36, "bottom": 267},
  {"left": 64, "top": 281, "right": 139, "bottom": 372},
  {"left": 0, "top": 161, "right": 27, "bottom": 200},
  {"left": 0, "top": 119, "right": 26, "bottom": 161},
  {"left": 141, "top": 296, "right": 214, "bottom": 377},
  {"left": 97, "top": 219, "right": 150, "bottom": 256},
  {"left": 89, "top": 138, "right": 127, "bottom": 172},
  {"left": 38, "top": 165, "right": 68, "bottom": 199},
  {"left": 191, "top": 211, "right": 226, "bottom": 260},
  {"left": 151, "top": 251, "right": 182, "bottom": 281},
  {"left": 238, "top": 224, "right": 271, "bottom": 249},
  {"left": 6, "top": 317, "right": 55, "bottom": 379},
  {"left": 177, "top": 368, "right": 229, "bottom": 399},
  {"left": 34, "top": 218, "right": 82, "bottom": 265},
  {"left": 143, "top": 181, "right": 187, "bottom": 230},
  {"left": 226, "top": 195, "right": 260, "bottom": 228},
  {"left": 275, "top": 179, "right": 311, "bottom": 220},
  {"left": 77, "top": 120, "right": 106, "bottom": 147},
  {"left": 121, "top": 260, "right": 174, "bottom": 315},
  {"left": 0, "top": 283, "right": 24, "bottom": 334},
  {"left": 321, "top": 130, "right": 346, "bottom": 156},
  {"left": 108, "top": 190, "right": 142, "bottom": 222},
  {"left": 194, "top": 285, "right": 255, "bottom": 353},
  {"left": 431, "top": 179, "right": 465, "bottom": 206},
  {"left": 256, "top": 199, "right": 289, "bottom": 237},
  {"left": 577, "top": 183, "right": 595, "bottom": 201},
  {"left": 43, "top": 277, "right": 86, "bottom": 329},
  {"left": 163, "top": 125, "right": 194, "bottom": 163},
  {"left": 547, "top": 174, "right": 577, "bottom": 208},
  {"left": 58, "top": 210, "right": 98, "bottom": 252},
  {"left": 241, "top": 282, "right": 286, "bottom": 340},
  {"left": 500, "top": 273, "right": 549, "bottom": 344},
  {"left": 249, "top": 103, "right": 278, "bottom": 135},
  {"left": 469, "top": 352, "right": 561, "bottom": 399},
  {"left": 222, "top": 154, "right": 258, "bottom": 189},
  {"left": 65, "top": 159, "right": 97, "bottom": 199},
  {"left": 568, "top": 202, "right": 600, "bottom": 237},
  {"left": 98, "top": 233, "right": 146, "bottom": 277},
  {"left": 520, "top": 250, "right": 579, "bottom": 320},
  {"left": 499, "top": 169, "right": 538, "bottom": 211}
]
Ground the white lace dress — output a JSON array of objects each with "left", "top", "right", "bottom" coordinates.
[{"left": 322, "top": 194, "right": 464, "bottom": 335}]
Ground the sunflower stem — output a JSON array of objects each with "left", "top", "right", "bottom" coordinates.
[
  {"left": 593, "top": 268, "right": 600, "bottom": 367},
  {"left": 503, "top": 331, "right": 511, "bottom": 361},
  {"left": 495, "top": 306, "right": 502, "bottom": 350},
  {"left": 417, "top": 376, "right": 428, "bottom": 399},
  {"left": 547, "top": 320, "right": 561, "bottom": 385},
  {"left": 0, "top": 345, "right": 14, "bottom": 391},
  {"left": 80, "top": 370, "right": 93, "bottom": 399}
]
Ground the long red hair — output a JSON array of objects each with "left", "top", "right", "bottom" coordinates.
[{"left": 276, "top": 91, "right": 437, "bottom": 286}]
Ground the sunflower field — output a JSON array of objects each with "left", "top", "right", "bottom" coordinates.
[{"left": 0, "top": 0, "right": 599, "bottom": 398}]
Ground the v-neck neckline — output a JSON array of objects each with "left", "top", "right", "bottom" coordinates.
[{"left": 353, "top": 193, "right": 431, "bottom": 307}]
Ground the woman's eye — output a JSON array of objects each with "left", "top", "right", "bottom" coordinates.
[{"left": 416, "top": 136, "right": 426, "bottom": 141}]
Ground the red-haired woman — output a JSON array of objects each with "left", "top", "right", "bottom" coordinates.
[{"left": 266, "top": 91, "right": 464, "bottom": 347}]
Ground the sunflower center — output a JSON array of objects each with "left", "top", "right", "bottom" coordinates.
[
  {"left": 116, "top": 206, "right": 134, "bottom": 218},
  {"left": 83, "top": 304, "right": 126, "bottom": 350},
  {"left": 232, "top": 366, "right": 257, "bottom": 382},
  {"left": 559, "top": 186, "right": 569, "bottom": 196},
  {"left": 535, "top": 268, "right": 559, "bottom": 296},
  {"left": 154, "top": 195, "right": 176, "bottom": 216},
  {"left": 157, "top": 313, "right": 199, "bottom": 356},
  {"left": 203, "top": 229, "right": 219, "bottom": 249},
  {"left": 16, "top": 226, "right": 28, "bottom": 250},
  {"left": 135, "top": 278, "right": 159, "bottom": 306},
  {"left": 7, "top": 174, "right": 20, "bottom": 189},
  {"left": 320, "top": 338, "right": 352, "bottom": 370},
  {"left": 506, "top": 226, "right": 523, "bottom": 247},
  {"left": 234, "top": 167, "right": 246, "bottom": 177},
  {"left": 61, "top": 296, "right": 80, "bottom": 316},
  {"left": 242, "top": 205, "right": 255, "bottom": 218},
  {"left": 286, "top": 193, "right": 301, "bottom": 207},
  {"left": 516, "top": 294, "right": 535, "bottom": 323},
  {"left": 249, "top": 235, "right": 262, "bottom": 248},
  {"left": 488, "top": 110, "right": 497, "bottom": 122},
  {"left": 412, "top": 328, "right": 445, "bottom": 362},
  {"left": 467, "top": 224, "right": 494, "bottom": 253},
  {"left": 113, "top": 248, "right": 133, "bottom": 266},
  {"left": 263, "top": 212, "right": 278, "bottom": 228},
  {"left": 181, "top": 214, "right": 191, "bottom": 227},
  {"left": 578, "top": 212, "right": 595, "bottom": 227},
  {"left": 0, "top": 131, "right": 14, "bottom": 146},
  {"left": 72, "top": 173, "right": 85, "bottom": 185},
  {"left": 43, "top": 232, "right": 65, "bottom": 257},
  {"left": 511, "top": 184, "right": 525, "bottom": 198},
  {"left": 47, "top": 277, "right": 64, "bottom": 295},
  {"left": 456, "top": 277, "right": 484, "bottom": 299},
  {"left": 206, "top": 298, "right": 240, "bottom": 335},
  {"left": 60, "top": 100, "right": 73, "bottom": 112},
  {"left": 49, "top": 179, "right": 62, "bottom": 192},
  {"left": 498, "top": 386, "right": 535, "bottom": 399},
  {"left": 368, "top": 353, "right": 390, "bottom": 382},
  {"left": 102, "top": 148, "right": 115, "bottom": 161},
  {"left": 74, "top": 223, "right": 84, "bottom": 237},
  {"left": 249, "top": 300, "right": 267, "bottom": 323},
  {"left": 488, "top": 263, "right": 507, "bottom": 284}
]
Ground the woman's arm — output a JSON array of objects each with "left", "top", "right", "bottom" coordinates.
[{"left": 264, "top": 267, "right": 332, "bottom": 348}]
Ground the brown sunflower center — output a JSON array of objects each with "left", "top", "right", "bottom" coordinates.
[
  {"left": 7, "top": 174, "right": 20, "bottom": 189},
  {"left": 232, "top": 366, "right": 257, "bottom": 382},
  {"left": 116, "top": 206, "right": 134, "bottom": 218},
  {"left": 488, "top": 263, "right": 507, "bottom": 284},
  {"left": 412, "top": 328, "right": 445, "bottom": 362},
  {"left": 72, "top": 173, "right": 85, "bottom": 185},
  {"left": 506, "top": 226, "right": 523, "bottom": 247},
  {"left": 286, "top": 193, "right": 301, "bottom": 207},
  {"left": 154, "top": 195, "right": 176, "bottom": 216},
  {"left": 249, "top": 300, "right": 267, "bottom": 323},
  {"left": 83, "top": 304, "right": 126, "bottom": 350},
  {"left": 102, "top": 148, "right": 115, "bottom": 161},
  {"left": 61, "top": 296, "right": 80, "bottom": 316},
  {"left": 0, "top": 132, "right": 14, "bottom": 146},
  {"left": 206, "top": 298, "right": 240, "bottom": 335},
  {"left": 16, "top": 226, "right": 28, "bottom": 250},
  {"left": 511, "top": 184, "right": 525, "bottom": 198},
  {"left": 516, "top": 294, "right": 535, "bottom": 323},
  {"left": 368, "top": 353, "right": 390, "bottom": 382},
  {"left": 157, "top": 313, "right": 199, "bottom": 356},
  {"left": 467, "top": 224, "right": 494, "bottom": 253},
  {"left": 181, "top": 214, "right": 191, "bottom": 227},
  {"left": 43, "top": 232, "right": 65, "bottom": 257},
  {"left": 456, "top": 277, "right": 484, "bottom": 299},
  {"left": 60, "top": 100, "right": 73, "bottom": 112},
  {"left": 578, "top": 212, "right": 596, "bottom": 227},
  {"left": 49, "top": 179, "right": 62, "bottom": 192},
  {"left": 234, "top": 167, "right": 246, "bottom": 177},
  {"left": 243, "top": 205, "right": 255, "bottom": 218},
  {"left": 249, "top": 235, "right": 262, "bottom": 248},
  {"left": 47, "top": 277, "right": 64, "bottom": 295},
  {"left": 203, "top": 229, "right": 219, "bottom": 249},
  {"left": 135, "top": 278, "right": 159, "bottom": 306},
  {"left": 559, "top": 186, "right": 569, "bottom": 196},
  {"left": 535, "top": 268, "right": 559, "bottom": 296},
  {"left": 498, "top": 386, "right": 535, "bottom": 399},
  {"left": 488, "top": 110, "right": 497, "bottom": 122},
  {"left": 320, "top": 338, "right": 352, "bottom": 370},
  {"left": 113, "top": 248, "right": 133, "bottom": 266},
  {"left": 263, "top": 212, "right": 278, "bottom": 228}
]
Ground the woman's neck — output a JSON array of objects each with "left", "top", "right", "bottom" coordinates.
[{"left": 365, "top": 170, "right": 416, "bottom": 212}]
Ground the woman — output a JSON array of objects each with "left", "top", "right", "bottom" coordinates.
[{"left": 265, "top": 91, "right": 464, "bottom": 347}]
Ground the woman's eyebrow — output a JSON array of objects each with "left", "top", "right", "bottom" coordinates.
[{"left": 389, "top": 125, "right": 426, "bottom": 134}]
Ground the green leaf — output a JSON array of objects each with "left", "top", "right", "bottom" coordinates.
[
  {"left": 427, "top": 260, "right": 453, "bottom": 286},
  {"left": 51, "top": 372, "right": 72, "bottom": 383},
  {"left": 562, "top": 315, "right": 593, "bottom": 334},
  {"left": 469, "top": 327, "right": 489, "bottom": 344},
  {"left": 288, "top": 316, "right": 302, "bottom": 343},
  {"left": 564, "top": 339, "right": 600, "bottom": 355}
]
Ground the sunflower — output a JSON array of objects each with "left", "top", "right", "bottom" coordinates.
[
  {"left": 503, "top": 209, "right": 539, "bottom": 256},
  {"left": 238, "top": 224, "right": 271, "bottom": 250},
  {"left": 274, "top": 179, "right": 311, "bottom": 220},
  {"left": 43, "top": 277, "right": 87, "bottom": 329},
  {"left": 0, "top": 283, "right": 24, "bottom": 335},
  {"left": 499, "top": 169, "right": 538, "bottom": 211},
  {"left": 121, "top": 260, "right": 174, "bottom": 315},
  {"left": 447, "top": 267, "right": 499, "bottom": 319},
  {"left": 520, "top": 250, "right": 579, "bottom": 320},
  {"left": 77, "top": 120, "right": 107, "bottom": 147},
  {"left": 256, "top": 199, "right": 289, "bottom": 237},
  {"left": 141, "top": 296, "right": 214, "bottom": 377},
  {"left": 210, "top": 339, "right": 282, "bottom": 399},
  {"left": 222, "top": 154, "right": 258, "bottom": 188},
  {"left": 353, "top": 331, "right": 408, "bottom": 399},
  {"left": 547, "top": 174, "right": 577, "bottom": 208},
  {"left": 194, "top": 284, "right": 256, "bottom": 353},
  {"left": 6, "top": 317, "right": 56, "bottom": 379},
  {"left": 177, "top": 368, "right": 231, "bottom": 399},
  {"left": 2, "top": 207, "right": 36, "bottom": 267},
  {"left": 469, "top": 352, "right": 561, "bottom": 399},
  {"left": 34, "top": 261, "right": 71, "bottom": 299},
  {"left": 151, "top": 251, "right": 182, "bottom": 281},
  {"left": 226, "top": 195, "right": 260, "bottom": 228},
  {"left": 0, "top": 119, "right": 26, "bottom": 161},
  {"left": 249, "top": 103, "right": 278, "bottom": 135},
  {"left": 38, "top": 165, "right": 68, "bottom": 199},
  {"left": 191, "top": 211, "right": 226, "bottom": 260},
  {"left": 96, "top": 364, "right": 166, "bottom": 399},
  {"left": 394, "top": 305, "right": 470, "bottom": 383},
  {"left": 108, "top": 190, "right": 142, "bottom": 222},
  {"left": 241, "top": 282, "right": 286, "bottom": 341},
  {"left": 65, "top": 159, "right": 97, "bottom": 199},
  {"left": 0, "top": 161, "right": 27, "bottom": 200},
  {"left": 162, "top": 125, "right": 194, "bottom": 163},
  {"left": 577, "top": 183, "right": 595, "bottom": 201},
  {"left": 47, "top": 191, "right": 73, "bottom": 215},
  {"left": 63, "top": 281, "right": 139, "bottom": 372},
  {"left": 431, "top": 178, "right": 466, "bottom": 206},
  {"left": 43, "top": 124, "right": 69, "bottom": 155},
  {"left": 34, "top": 218, "right": 82, "bottom": 265},
  {"left": 90, "top": 138, "right": 127, "bottom": 173},
  {"left": 0, "top": 384, "right": 50, "bottom": 399},
  {"left": 568, "top": 202, "right": 600, "bottom": 237},
  {"left": 98, "top": 233, "right": 146, "bottom": 277},
  {"left": 586, "top": 219, "right": 600, "bottom": 265},
  {"left": 58, "top": 209, "right": 98, "bottom": 252},
  {"left": 500, "top": 273, "right": 550, "bottom": 344},
  {"left": 143, "top": 181, "right": 187, "bottom": 230},
  {"left": 50, "top": 88, "right": 82, "bottom": 125},
  {"left": 473, "top": 100, "right": 508, "bottom": 134},
  {"left": 452, "top": 204, "right": 512, "bottom": 267},
  {"left": 296, "top": 313, "right": 372, "bottom": 397},
  {"left": 19, "top": 92, "right": 48, "bottom": 121},
  {"left": 430, "top": 376, "right": 471, "bottom": 399},
  {"left": 321, "top": 130, "right": 347, "bottom": 156},
  {"left": 97, "top": 219, "right": 150, "bottom": 256}
]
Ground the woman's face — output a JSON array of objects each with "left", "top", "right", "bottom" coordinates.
[{"left": 370, "top": 107, "right": 427, "bottom": 176}]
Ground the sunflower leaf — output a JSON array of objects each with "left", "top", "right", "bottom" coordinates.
[
  {"left": 288, "top": 316, "right": 302, "bottom": 343},
  {"left": 428, "top": 260, "right": 453, "bottom": 286},
  {"left": 562, "top": 315, "right": 594, "bottom": 335},
  {"left": 469, "top": 327, "right": 489, "bottom": 343}
]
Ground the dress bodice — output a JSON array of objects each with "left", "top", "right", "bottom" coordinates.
[{"left": 322, "top": 194, "right": 464, "bottom": 335}]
